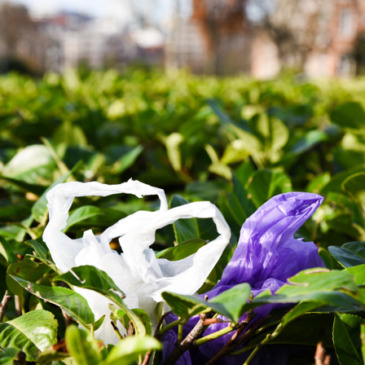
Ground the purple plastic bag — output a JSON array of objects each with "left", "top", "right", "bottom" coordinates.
[{"left": 162, "top": 192, "right": 325, "bottom": 365}]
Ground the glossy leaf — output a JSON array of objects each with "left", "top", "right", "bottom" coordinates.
[
  {"left": 246, "top": 169, "right": 292, "bottom": 208},
  {"left": 333, "top": 313, "right": 363, "bottom": 365},
  {"left": 0, "top": 348, "right": 20, "bottom": 365},
  {"left": 156, "top": 238, "right": 206, "bottom": 261},
  {"left": 11, "top": 276, "right": 95, "bottom": 328},
  {"left": 330, "top": 102, "right": 365, "bottom": 130},
  {"left": 101, "top": 335, "right": 161, "bottom": 365},
  {"left": 54, "top": 266, "right": 145, "bottom": 336},
  {"left": 329, "top": 242, "right": 365, "bottom": 268},
  {"left": 169, "top": 195, "right": 199, "bottom": 244},
  {"left": 0, "top": 237, "right": 16, "bottom": 265},
  {"left": 162, "top": 283, "right": 251, "bottom": 322},
  {"left": 0, "top": 310, "right": 58, "bottom": 361},
  {"left": 31, "top": 160, "right": 82, "bottom": 223},
  {"left": 65, "top": 325, "right": 101, "bottom": 365}
]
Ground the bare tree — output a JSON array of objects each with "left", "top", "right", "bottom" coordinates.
[
  {"left": 0, "top": 2, "right": 45, "bottom": 73},
  {"left": 192, "top": 0, "right": 249, "bottom": 74},
  {"left": 249, "top": 0, "right": 326, "bottom": 71}
]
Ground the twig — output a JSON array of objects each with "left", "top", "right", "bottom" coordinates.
[
  {"left": 202, "top": 318, "right": 231, "bottom": 326},
  {"left": 14, "top": 295, "right": 21, "bottom": 317},
  {"left": 141, "top": 350, "right": 152, "bottom": 365},
  {"left": 243, "top": 333, "right": 270, "bottom": 365},
  {"left": 0, "top": 291, "right": 12, "bottom": 322},
  {"left": 111, "top": 321, "right": 124, "bottom": 341},
  {"left": 315, "top": 342, "right": 331, "bottom": 365},
  {"left": 155, "top": 311, "right": 172, "bottom": 338},
  {"left": 243, "top": 323, "right": 283, "bottom": 365},
  {"left": 162, "top": 313, "right": 207, "bottom": 365},
  {"left": 127, "top": 321, "right": 135, "bottom": 337},
  {"left": 159, "top": 318, "right": 186, "bottom": 337},
  {"left": 62, "top": 309, "right": 72, "bottom": 328},
  {"left": 203, "top": 312, "right": 263, "bottom": 365}
]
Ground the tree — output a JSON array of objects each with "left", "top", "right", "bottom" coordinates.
[
  {"left": 192, "top": 0, "right": 249, "bottom": 74},
  {"left": 0, "top": 2, "right": 45, "bottom": 74},
  {"left": 249, "top": 0, "right": 326, "bottom": 71}
]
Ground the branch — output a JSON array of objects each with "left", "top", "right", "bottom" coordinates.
[
  {"left": 203, "top": 313, "right": 265, "bottom": 365},
  {"left": 127, "top": 321, "right": 135, "bottom": 337},
  {"left": 315, "top": 342, "right": 331, "bottom": 365},
  {"left": 154, "top": 311, "right": 172, "bottom": 338},
  {"left": 110, "top": 321, "right": 124, "bottom": 341},
  {"left": 0, "top": 291, "right": 12, "bottom": 322},
  {"left": 141, "top": 350, "right": 152, "bottom": 365},
  {"left": 162, "top": 313, "right": 207, "bottom": 365}
]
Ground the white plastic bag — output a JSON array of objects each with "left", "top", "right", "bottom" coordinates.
[{"left": 43, "top": 179, "right": 231, "bottom": 344}]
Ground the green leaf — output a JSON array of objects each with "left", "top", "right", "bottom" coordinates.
[
  {"left": 209, "top": 283, "right": 251, "bottom": 322},
  {"left": 235, "top": 160, "right": 255, "bottom": 187},
  {"left": 250, "top": 114, "right": 288, "bottom": 153},
  {"left": 0, "top": 348, "right": 20, "bottom": 365},
  {"left": 156, "top": 238, "right": 206, "bottom": 260},
  {"left": 52, "top": 121, "right": 87, "bottom": 147},
  {"left": 0, "top": 237, "right": 17, "bottom": 265},
  {"left": 0, "top": 310, "right": 58, "bottom": 361},
  {"left": 54, "top": 266, "right": 146, "bottom": 336},
  {"left": 63, "top": 206, "right": 104, "bottom": 233},
  {"left": 164, "top": 133, "right": 184, "bottom": 172},
  {"left": 169, "top": 195, "right": 199, "bottom": 244},
  {"left": 109, "top": 304, "right": 129, "bottom": 331},
  {"left": 342, "top": 172, "right": 365, "bottom": 197},
  {"left": 330, "top": 102, "right": 365, "bottom": 130},
  {"left": 37, "top": 348, "right": 70, "bottom": 365},
  {"left": 247, "top": 313, "right": 334, "bottom": 349},
  {"left": 345, "top": 264, "right": 365, "bottom": 285},
  {"left": 101, "top": 336, "right": 161, "bottom": 365},
  {"left": 31, "top": 161, "right": 82, "bottom": 223},
  {"left": 333, "top": 313, "right": 363, "bottom": 365},
  {"left": 11, "top": 276, "right": 95, "bottom": 328},
  {"left": 0, "top": 175, "right": 46, "bottom": 196},
  {"left": 329, "top": 242, "right": 365, "bottom": 268},
  {"left": 281, "top": 301, "right": 325, "bottom": 326},
  {"left": 92, "top": 315, "right": 105, "bottom": 332},
  {"left": 162, "top": 283, "right": 251, "bottom": 322},
  {"left": 247, "top": 169, "right": 292, "bottom": 208},
  {"left": 361, "top": 323, "right": 365, "bottom": 363},
  {"left": 318, "top": 247, "right": 335, "bottom": 270},
  {"left": 289, "top": 130, "right": 328, "bottom": 155},
  {"left": 25, "top": 238, "right": 48, "bottom": 261},
  {"left": 65, "top": 325, "right": 101, "bottom": 365},
  {"left": 226, "top": 173, "right": 256, "bottom": 225},
  {"left": 307, "top": 173, "right": 331, "bottom": 194},
  {"left": 0, "top": 205, "right": 31, "bottom": 222},
  {"left": 321, "top": 165, "right": 365, "bottom": 195},
  {"left": 112, "top": 145, "right": 144, "bottom": 174},
  {"left": 6, "top": 259, "right": 51, "bottom": 310},
  {"left": 240, "top": 268, "right": 361, "bottom": 314},
  {"left": 2, "top": 145, "right": 57, "bottom": 185},
  {"left": 132, "top": 309, "right": 152, "bottom": 336}
]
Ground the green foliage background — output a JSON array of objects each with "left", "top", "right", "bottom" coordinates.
[{"left": 2, "top": 68, "right": 365, "bottom": 364}]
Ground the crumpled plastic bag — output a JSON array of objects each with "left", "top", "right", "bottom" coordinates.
[
  {"left": 161, "top": 192, "right": 325, "bottom": 365},
  {"left": 43, "top": 179, "right": 231, "bottom": 344}
]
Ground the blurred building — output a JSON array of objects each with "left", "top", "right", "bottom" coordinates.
[
  {"left": 0, "top": 2, "right": 165, "bottom": 74},
  {"left": 168, "top": 0, "right": 365, "bottom": 78},
  {"left": 40, "top": 12, "right": 165, "bottom": 72},
  {"left": 0, "top": 2, "right": 47, "bottom": 74},
  {"left": 167, "top": 0, "right": 252, "bottom": 75}
]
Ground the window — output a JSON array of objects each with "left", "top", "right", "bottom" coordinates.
[{"left": 339, "top": 8, "right": 354, "bottom": 38}]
